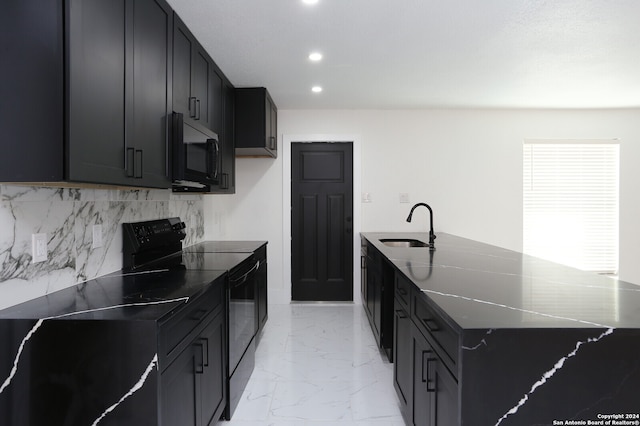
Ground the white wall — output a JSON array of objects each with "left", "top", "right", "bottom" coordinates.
[{"left": 205, "top": 108, "right": 640, "bottom": 303}]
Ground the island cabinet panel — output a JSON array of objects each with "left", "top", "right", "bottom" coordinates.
[
  {"left": 366, "top": 231, "right": 640, "bottom": 425},
  {"left": 66, "top": 0, "right": 172, "bottom": 188}
]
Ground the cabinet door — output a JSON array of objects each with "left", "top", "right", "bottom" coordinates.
[
  {"left": 128, "top": 0, "right": 172, "bottom": 188},
  {"left": 173, "top": 16, "right": 194, "bottom": 118},
  {"left": 412, "top": 323, "right": 458, "bottom": 426},
  {"left": 209, "top": 68, "right": 224, "bottom": 135},
  {"left": 219, "top": 79, "right": 236, "bottom": 193},
  {"left": 1, "top": 0, "right": 63, "bottom": 182},
  {"left": 199, "top": 312, "right": 226, "bottom": 426},
  {"left": 235, "top": 87, "right": 277, "bottom": 157},
  {"left": 192, "top": 46, "right": 210, "bottom": 125},
  {"left": 66, "top": 0, "right": 128, "bottom": 185},
  {"left": 393, "top": 300, "right": 412, "bottom": 421},
  {"left": 434, "top": 360, "right": 458, "bottom": 426},
  {"left": 413, "top": 325, "right": 436, "bottom": 426},
  {"left": 268, "top": 96, "right": 277, "bottom": 154},
  {"left": 161, "top": 343, "right": 199, "bottom": 426}
]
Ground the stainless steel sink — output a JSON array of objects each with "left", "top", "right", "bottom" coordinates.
[{"left": 380, "top": 238, "right": 429, "bottom": 248}]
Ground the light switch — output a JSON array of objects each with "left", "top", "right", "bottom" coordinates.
[{"left": 362, "top": 192, "right": 372, "bottom": 203}]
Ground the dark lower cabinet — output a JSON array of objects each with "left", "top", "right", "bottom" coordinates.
[
  {"left": 411, "top": 321, "right": 458, "bottom": 426},
  {"left": 394, "top": 272, "right": 459, "bottom": 426},
  {"left": 364, "top": 243, "right": 394, "bottom": 361},
  {"left": 161, "top": 309, "right": 225, "bottom": 426},
  {"left": 393, "top": 299, "right": 412, "bottom": 423}
]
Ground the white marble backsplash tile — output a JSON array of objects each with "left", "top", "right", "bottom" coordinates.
[{"left": 0, "top": 184, "right": 204, "bottom": 310}]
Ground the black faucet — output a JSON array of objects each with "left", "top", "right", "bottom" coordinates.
[{"left": 406, "top": 202, "right": 436, "bottom": 250}]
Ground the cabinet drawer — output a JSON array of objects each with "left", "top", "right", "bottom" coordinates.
[
  {"left": 159, "top": 281, "right": 224, "bottom": 367},
  {"left": 412, "top": 292, "right": 459, "bottom": 375},
  {"left": 394, "top": 274, "right": 411, "bottom": 310}
]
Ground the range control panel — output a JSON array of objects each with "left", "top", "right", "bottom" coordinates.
[{"left": 122, "top": 217, "right": 186, "bottom": 270}]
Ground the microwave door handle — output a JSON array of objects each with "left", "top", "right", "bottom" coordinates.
[
  {"left": 206, "top": 140, "right": 213, "bottom": 178},
  {"left": 213, "top": 140, "right": 220, "bottom": 180}
]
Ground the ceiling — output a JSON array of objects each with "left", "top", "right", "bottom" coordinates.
[{"left": 166, "top": 0, "right": 640, "bottom": 110}]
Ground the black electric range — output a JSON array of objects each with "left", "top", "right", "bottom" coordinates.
[{"left": 122, "top": 218, "right": 260, "bottom": 420}]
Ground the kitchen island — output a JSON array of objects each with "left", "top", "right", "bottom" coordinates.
[{"left": 362, "top": 232, "right": 640, "bottom": 426}]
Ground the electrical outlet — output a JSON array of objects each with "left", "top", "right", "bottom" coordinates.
[
  {"left": 92, "top": 224, "right": 103, "bottom": 249},
  {"left": 32, "top": 233, "right": 48, "bottom": 263},
  {"left": 399, "top": 193, "right": 410, "bottom": 203}
]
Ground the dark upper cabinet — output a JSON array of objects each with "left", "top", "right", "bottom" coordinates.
[
  {"left": 173, "top": 15, "right": 219, "bottom": 134},
  {"left": 235, "top": 87, "right": 278, "bottom": 158},
  {"left": 217, "top": 78, "right": 236, "bottom": 193},
  {"left": 66, "top": 0, "right": 172, "bottom": 188},
  {"left": 172, "top": 14, "right": 235, "bottom": 194},
  {"left": 2, "top": 0, "right": 234, "bottom": 190},
  {"left": 0, "top": 0, "right": 64, "bottom": 182}
]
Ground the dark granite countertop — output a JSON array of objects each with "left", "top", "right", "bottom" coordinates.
[
  {"left": 0, "top": 241, "right": 261, "bottom": 322},
  {"left": 183, "top": 240, "right": 267, "bottom": 253},
  {"left": 0, "top": 268, "right": 227, "bottom": 321},
  {"left": 362, "top": 232, "right": 640, "bottom": 329}
]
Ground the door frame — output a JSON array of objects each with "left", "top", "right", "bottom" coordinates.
[{"left": 282, "top": 134, "right": 362, "bottom": 304}]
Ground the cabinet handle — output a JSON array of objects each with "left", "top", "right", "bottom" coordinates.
[
  {"left": 426, "top": 356, "right": 437, "bottom": 393},
  {"left": 189, "top": 308, "right": 208, "bottom": 322},
  {"left": 189, "top": 97, "right": 197, "bottom": 118},
  {"left": 198, "top": 337, "right": 209, "bottom": 367},
  {"left": 194, "top": 341, "right": 205, "bottom": 374},
  {"left": 135, "top": 149, "right": 143, "bottom": 178},
  {"left": 395, "top": 309, "right": 408, "bottom": 319},
  {"left": 361, "top": 256, "right": 366, "bottom": 269},
  {"left": 126, "top": 148, "right": 135, "bottom": 177},
  {"left": 422, "top": 318, "right": 440, "bottom": 332},
  {"left": 421, "top": 350, "right": 431, "bottom": 383},
  {"left": 213, "top": 140, "right": 220, "bottom": 179}
]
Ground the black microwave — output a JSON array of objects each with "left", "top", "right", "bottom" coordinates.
[{"left": 171, "top": 112, "right": 220, "bottom": 192}]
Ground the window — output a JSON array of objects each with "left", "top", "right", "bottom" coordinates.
[{"left": 523, "top": 139, "right": 620, "bottom": 274}]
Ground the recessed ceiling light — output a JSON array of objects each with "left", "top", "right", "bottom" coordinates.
[
  {"left": 309, "top": 52, "right": 323, "bottom": 62},
  {"left": 312, "top": 86, "right": 323, "bottom": 93},
  {"left": 302, "top": 0, "right": 319, "bottom": 4}
]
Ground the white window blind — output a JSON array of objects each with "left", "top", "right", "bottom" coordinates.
[{"left": 523, "top": 139, "right": 619, "bottom": 274}]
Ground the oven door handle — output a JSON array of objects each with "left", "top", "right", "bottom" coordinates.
[{"left": 230, "top": 260, "right": 261, "bottom": 287}]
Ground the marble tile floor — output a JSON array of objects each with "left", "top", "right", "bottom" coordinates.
[{"left": 222, "top": 303, "right": 406, "bottom": 426}]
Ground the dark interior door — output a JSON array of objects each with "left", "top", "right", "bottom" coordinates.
[{"left": 291, "top": 142, "right": 353, "bottom": 301}]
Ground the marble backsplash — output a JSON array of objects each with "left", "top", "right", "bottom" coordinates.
[{"left": 0, "top": 184, "right": 204, "bottom": 310}]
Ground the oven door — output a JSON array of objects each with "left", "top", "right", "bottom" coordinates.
[{"left": 228, "top": 260, "right": 259, "bottom": 374}]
